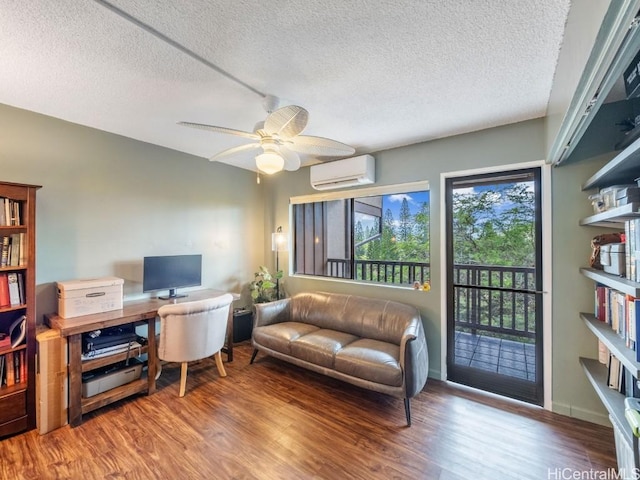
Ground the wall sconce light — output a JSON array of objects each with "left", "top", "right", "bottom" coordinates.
[{"left": 272, "top": 226, "right": 288, "bottom": 299}]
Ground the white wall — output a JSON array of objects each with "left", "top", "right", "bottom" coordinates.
[{"left": 0, "top": 103, "right": 264, "bottom": 319}]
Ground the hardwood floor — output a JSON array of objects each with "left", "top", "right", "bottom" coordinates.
[{"left": 1, "top": 343, "right": 617, "bottom": 479}]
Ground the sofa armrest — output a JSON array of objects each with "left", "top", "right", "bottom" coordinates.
[
  {"left": 400, "top": 318, "right": 429, "bottom": 398},
  {"left": 254, "top": 298, "right": 291, "bottom": 327}
]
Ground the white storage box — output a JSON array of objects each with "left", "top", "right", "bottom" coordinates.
[
  {"left": 57, "top": 277, "right": 124, "bottom": 319},
  {"left": 601, "top": 243, "right": 626, "bottom": 276}
]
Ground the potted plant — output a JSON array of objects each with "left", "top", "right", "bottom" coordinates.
[{"left": 249, "top": 266, "right": 284, "bottom": 304}]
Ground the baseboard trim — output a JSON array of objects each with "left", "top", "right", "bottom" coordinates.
[{"left": 553, "top": 402, "right": 611, "bottom": 427}]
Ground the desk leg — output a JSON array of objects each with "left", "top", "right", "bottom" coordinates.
[
  {"left": 147, "top": 318, "right": 156, "bottom": 394},
  {"left": 68, "top": 334, "right": 83, "bottom": 427}
]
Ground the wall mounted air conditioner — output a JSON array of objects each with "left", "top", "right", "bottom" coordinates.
[{"left": 310, "top": 154, "right": 375, "bottom": 190}]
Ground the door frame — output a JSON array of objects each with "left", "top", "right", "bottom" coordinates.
[{"left": 439, "top": 160, "right": 552, "bottom": 410}]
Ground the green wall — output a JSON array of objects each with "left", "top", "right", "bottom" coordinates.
[
  {"left": 263, "top": 117, "right": 611, "bottom": 425},
  {"left": 0, "top": 101, "right": 614, "bottom": 426},
  {"left": 0, "top": 103, "right": 264, "bottom": 317}
]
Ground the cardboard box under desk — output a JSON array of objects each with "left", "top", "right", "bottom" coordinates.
[{"left": 36, "top": 326, "right": 68, "bottom": 435}]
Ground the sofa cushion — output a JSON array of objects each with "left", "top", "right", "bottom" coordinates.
[
  {"left": 253, "top": 322, "right": 319, "bottom": 355},
  {"left": 334, "top": 339, "right": 402, "bottom": 387},
  {"left": 290, "top": 329, "right": 359, "bottom": 368},
  {"left": 290, "top": 292, "right": 421, "bottom": 345}
]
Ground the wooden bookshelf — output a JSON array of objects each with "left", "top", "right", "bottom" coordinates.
[{"left": 0, "top": 181, "right": 40, "bottom": 438}]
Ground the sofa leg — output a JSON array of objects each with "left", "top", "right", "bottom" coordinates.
[
  {"left": 250, "top": 348, "right": 259, "bottom": 364},
  {"left": 404, "top": 398, "right": 411, "bottom": 426}
]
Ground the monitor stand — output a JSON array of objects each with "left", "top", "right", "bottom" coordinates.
[{"left": 158, "top": 288, "right": 187, "bottom": 300}]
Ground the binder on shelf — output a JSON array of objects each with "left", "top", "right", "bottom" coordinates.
[{"left": 7, "top": 273, "right": 20, "bottom": 306}]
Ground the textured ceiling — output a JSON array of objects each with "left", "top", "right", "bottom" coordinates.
[{"left": 0, "top": 0, "right": 571, "bottom": 172}]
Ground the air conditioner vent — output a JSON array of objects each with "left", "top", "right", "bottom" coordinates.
[{"left": 310, "top": 155, "right": 375, "bottom": 190}]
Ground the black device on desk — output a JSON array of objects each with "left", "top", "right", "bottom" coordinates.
[{"left": 82, "top": 325, "right": 137, "bottom": 354}]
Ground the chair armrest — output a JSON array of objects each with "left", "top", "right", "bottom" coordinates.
[
  {"left": 254, "top": 298, "right": 291, "bottom": 327},
  {"left": 400, "top": 318, "right": 429, "bottom": 398}
]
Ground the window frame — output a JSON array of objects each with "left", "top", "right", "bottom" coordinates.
[{"left": 290, "top": 181, "right": 430, "bottom": 287}]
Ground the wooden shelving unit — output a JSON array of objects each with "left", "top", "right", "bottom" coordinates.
[{"left": 0, "top": 181, "right": 40, "bottom": 438}]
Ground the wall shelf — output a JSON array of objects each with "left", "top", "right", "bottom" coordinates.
[
  {"left": 581, "top": 312, "right": 640, "bottom": 377},
  {"left": 580, "top": 267, "right": 640, "bottom": 296},
  {"left": 582, "top": 135, "right": 640, "bottom": 190},
  {"left": 579, "top": 203, "right": 640, "bottom": 228},
  {"left": 580, "top": 357, "right": 632, "bottom": 448}
]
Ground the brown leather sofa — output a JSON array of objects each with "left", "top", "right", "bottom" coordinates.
[{"left": 250, "top": 291, "right": 429, "bottom": 425}]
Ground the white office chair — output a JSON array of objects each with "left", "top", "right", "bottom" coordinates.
[{"left": 157, "top": 294, "right": 234, "bottom": 397}]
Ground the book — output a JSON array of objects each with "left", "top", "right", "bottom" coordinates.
[
  {"left": 8, "top": 233, "right": 19, "bottom": 266},
  {"left": 630, "top": 220, "right": 637, "bottom": 281},
  {"left": 598, "top": 339, "right": 609, "bottom": 364},
  {"left": 18, "top": 232, "right": 25, "bottom": 265},
  {"left": 627, "top": 295, "right": 637, "bottom": 352},
  {"left": 7, "top": 273, "right": 20, "bottom": 307},
  {"left": 5, "top": 351, "right": 15, "bottom": 386},
  {"left": 0, "top": 274, "right": 9, "bottom": 308},
  {"left": 0, "top": 333, "right": 9, "bottom": 349},
  {"left": 2, "top": 199, "right": 9, "bottom": 228},
  {"left": 16, "top": 273, "right": 24, "bottom": 305},
  {"left": 0, "top": 236, "right": 9, "bottom": 267},
  {"left": 20, "top": 350, "right": 26, "bottom": 384},
  {"left": 608, "top": 355, "right": 622, "bottom": 390},
  {"left": 14, "top": 351, "right": 20, "bottom": 384}
]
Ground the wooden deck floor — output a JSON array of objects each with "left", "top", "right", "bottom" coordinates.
[
  {"left": 0, "top": 342, "right": 616, "bottom": 479},
  {"left": 454, "top": 331, "right": 535, "bottom": 381}
]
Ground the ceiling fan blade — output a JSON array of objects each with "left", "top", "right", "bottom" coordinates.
[
  {"left": 264, "top": 105, "right": 309, "bottom": 138},
  {"left": 209, "top": 143, "right": 260, "bottom": 162},
  {"left": 280, "top": 147, "right": 301, "bottom": 171},
  {"left": 178, "top": 121, "right": 260, "bottom": 140},
  {"left": 287, "top": 135, "right": 355, "bottom": 156}
]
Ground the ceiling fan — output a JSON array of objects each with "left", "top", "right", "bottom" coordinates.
[{"left": 178, "top": 103, "right": 355, "bottom": 175}]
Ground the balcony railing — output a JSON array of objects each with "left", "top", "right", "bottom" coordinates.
[
  {"left": 326, "top": 259, "right": 536, "bottom": 340},
  {"left": 328, "top": 259, "right": 430, "bottom": 284}
]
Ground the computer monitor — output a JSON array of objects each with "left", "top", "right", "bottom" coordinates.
[{"left": 142, "top": 254, "right": 202, "bottom": 299}]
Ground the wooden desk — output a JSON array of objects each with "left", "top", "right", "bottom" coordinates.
[{"left": 44, "top": 289, "right": 234, "bottom": 426}]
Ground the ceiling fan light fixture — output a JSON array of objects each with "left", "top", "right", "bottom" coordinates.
[{"left": 255, "top": 152, "right": 284, "bottom": 175}]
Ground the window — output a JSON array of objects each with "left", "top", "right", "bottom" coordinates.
[{"left": 291, "top": 182, "right": 430, "bottom": 286}]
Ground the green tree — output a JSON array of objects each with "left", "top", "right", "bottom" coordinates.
[
  {"left": 452, "top": 183, "right": 534, "bottom": 267},
  {"left": 398, "top": 198, "right": 412, "bottom": 242}
]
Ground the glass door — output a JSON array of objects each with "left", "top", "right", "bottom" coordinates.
[{"left": 445, "top": 167, "right": 543, "bottom": 405}]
